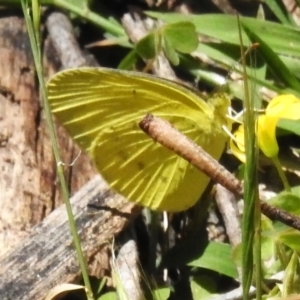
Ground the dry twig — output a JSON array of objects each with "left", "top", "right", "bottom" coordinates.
[{"left": 0, "top": 175, "right": 141, "bottom": 300}]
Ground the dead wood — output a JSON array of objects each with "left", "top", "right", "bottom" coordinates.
[
  {"left": 0, "top": 175, "right": 141, "bottom": 300},
  {"left": 0, "top": 11, "right": 96, "bottom": 256},
  {"left": 0, "top": 11, "right": 143, "bottom": 300}
]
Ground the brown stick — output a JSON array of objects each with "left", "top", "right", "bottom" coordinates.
[
  {"left": 139, "top": 114, "right": 300, "bottom": 231},
  {"left": 140, "top": 114, "right": 243, "bottom": 195},
  {"left": 0, "top": 176, "right": 141, "bottom": 300}
]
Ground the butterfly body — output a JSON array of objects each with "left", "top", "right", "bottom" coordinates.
[{"left": 48, "top": 68, "right": 230, "bottom": 211}]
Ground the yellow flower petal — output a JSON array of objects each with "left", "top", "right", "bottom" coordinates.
[
  {"left": 230, "top": 94, "right": 300, "bottom": 161},
  {"left": 234, "top": 125, "right": 245, "bottom": 151},
  {"left": 230, "top": 125, "right": 246, "bottom": 163},
  {"left": 266, "top": 94, "right": 300, "bottom": 120},
  {"left": 257, "top": 114, "right": 279, "bottom": 157},
  {"left": 259, "top": 94, "right": 300, "bottom": 157}
]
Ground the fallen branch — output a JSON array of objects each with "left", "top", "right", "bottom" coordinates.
[
  {"left": 0, "top": 175, "right": 141, "bottom": 300},
  {"left": 139, "top": 113, "right": 300, "bottom": 232}
]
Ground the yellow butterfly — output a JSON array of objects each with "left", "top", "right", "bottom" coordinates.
[{"left": 47, "top": 68, "right": 230, "bottom": 212}]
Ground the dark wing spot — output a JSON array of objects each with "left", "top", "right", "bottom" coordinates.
[
  {"left": 137, "top": 161, "right": 145, "bottom": 170},
  {"left": 178, "top": 166, "right": 185, "bottom": 173},
  {"left": 118, "top": 150, "right": 129, "bottom": 161},
  {"left": 160, "top": 176, "right": 168, "bottom": 184}
]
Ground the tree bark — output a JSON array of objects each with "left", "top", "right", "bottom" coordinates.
[
  {"left": 0, "top": 175, "right": 141, "bottom": 300},
  {"left": 0, "top": 11, "right": 96, "bottom": 256}
]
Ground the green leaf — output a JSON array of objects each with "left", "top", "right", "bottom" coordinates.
[
  {"left": 118, "top": 50, "right": 139, "bottom": 70},
  {"left": 160, "top": 238, "right": 237, "bottom": 279},
  {"left": 278, "top": 229, "right": 300, "bottom": 252},
  {"left": 264, "top": 0, "right": 295, "bottom": 26},
  {"left": 135, "top": 21, "right": 198, "bottom": 65},
  {"left": 277, "top": 119, "right": 300, "bottom": 136},
  {"left": 57, "top": 0, "right": 89, "bottom": 11},
  {"left": 135, "top": 32, "right": 158, "bottom": 60},
  {"left": 53, "top": 0, "right": 126, "bottom": 37},
  {"left": 163, "top": 22, "right": 198, "bottom": 54},
  {"left": 153, "top": 287, "right": 171, "bottom": 300},
  {"left": 268, "top": 191, "right": 300, "bottom": 215},
  {"left": 190, "top": 276, "right": 217, "bottom": 299},
  {"left": 146, "top": 13, "right": 300, "bottom": 75},
  {"left": 282, "top": 251, "right": 300, "bottom": 297},
  {"left": 146, "top": 13, "right": 300, "bottom": 54},
  {"left": 163, "top": 35, "right": 180, "bottom": 65},
  {"left": 187, "top": 242, "right": 237, "bottom": 278},
  {"left": 241, "top": 21, "right": 300, "bottom": 92},
  {"left": 98, "top": 291, "right": 117, "bottom": 300}
]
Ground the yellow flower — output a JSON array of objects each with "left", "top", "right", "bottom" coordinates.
[
  {"left": 231, "top": 94, "right": 300, "bottom": 161},
  {"left": 230, "top": 125, "right": 247, "bottom": 163}
]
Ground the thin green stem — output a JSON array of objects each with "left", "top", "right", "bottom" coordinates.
[
  {"left": 53, "top": 0, "right": 125, "bottom": 37},
  {"left": 239, "top": 16, "right": 261, "bottom": 300},
  {"left": 21, "top": 1, "right": 94, "bottom": 299},
  {"left": 239, "top": 19, "right": 253, "bottom": 300},
  {"left": 272, "top": 156, "right": 291, "bottom": 192},
  {"left": 254, "top": 197, "right": 262, "bottom": 300},
  {"left": 1, "top": 0, "right": 126, "bottom": 38},
  {"left": 276, "top": 241, "right": 289, "bottom": 268}
]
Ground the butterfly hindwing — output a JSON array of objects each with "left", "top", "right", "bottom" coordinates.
[{"left": 48, "top": 68, "right": 229, "bottom": 211}]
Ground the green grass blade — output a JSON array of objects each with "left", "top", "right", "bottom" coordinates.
[
  {"left": 146, "top": 13, "right": 300, "bottom": 69},
  {"left": 237, "top": 19, "right": 261, "bottom": 300},
  {"left": 241, "top": 22, "right": 300, "bottom": 92},
  {"left": 21, "top": 1, "right": 94, "bottom": 299},
  {"left": 264, "top": 0, "right": 295, "bottom": 25},
  {"left": 3, "top": 0, "right": 126, "bottom": 38}
]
